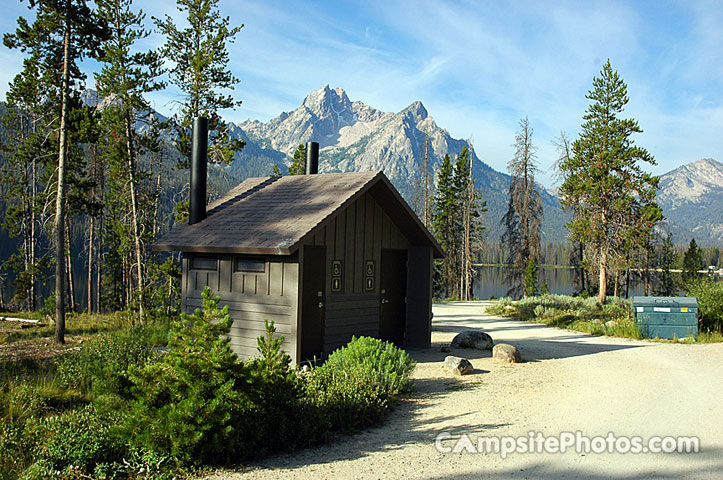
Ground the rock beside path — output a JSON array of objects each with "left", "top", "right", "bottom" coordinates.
[
  {"left": 443, "top": 355, "right": 473, "bottom": 375},
  {"left": 451, "top": 330, "right": 493, "bottom": 350},
  {"left": 493, "top": 343, "right": 521, "bottom": 363}
]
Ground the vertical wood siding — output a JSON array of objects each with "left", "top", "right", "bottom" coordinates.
[{"left": 320, "top": 192, "right": 408, "bottom": 296}]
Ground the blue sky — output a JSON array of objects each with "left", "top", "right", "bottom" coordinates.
[{"left": 1, "top": 0, "right": 721, "bottom": 187}]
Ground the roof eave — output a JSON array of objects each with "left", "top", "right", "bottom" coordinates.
[{"left": 150, "top": 243, "right": 294, "bottom": 256}]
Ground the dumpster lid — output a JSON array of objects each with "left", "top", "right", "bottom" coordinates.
[{"left": 631, "top": 296, "right": 699, "bottom": 308}]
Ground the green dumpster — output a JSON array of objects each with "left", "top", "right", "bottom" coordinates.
[{"left": 632, "top": 296, "right": 698, "bottom": 340}]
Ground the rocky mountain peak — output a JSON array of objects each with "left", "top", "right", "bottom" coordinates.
[
  {"left": 402, "top": 100, "right": 428, "bottom": 122},
  {"left": 657, "top": 158, "right": 723, "bottom": 245}
]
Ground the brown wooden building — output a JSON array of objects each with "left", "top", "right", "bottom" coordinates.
[{"left": 153, "top": 170, "right": 443, "bottom": 363}]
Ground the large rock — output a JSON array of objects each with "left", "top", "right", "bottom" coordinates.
[
  {"left": 493, "top": 343, "right": 521, "bottom": 363},
  {"left": 443, "top": 356, "right": 473, "bottom": 375},
  {"left": 451, "top": 330, "right": 493, "bottom": 350}
]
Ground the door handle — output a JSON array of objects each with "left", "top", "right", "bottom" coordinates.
[
  {"left": 381, "top": 298, "right": 389, "bottom": 304},
  {"left": 317, "top": 302, "right": 324, "bottom": 308}
]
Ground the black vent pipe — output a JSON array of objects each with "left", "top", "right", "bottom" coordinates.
[
  {"left": 189, "top": 117, "right": 209, "bottom": 225},
  {"left": 305, "top": 141, "right": 319, "bottom": 175}
]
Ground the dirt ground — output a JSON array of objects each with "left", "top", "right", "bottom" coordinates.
[{"left": 203, "top": 301, "right": 723, "bottom": 480}]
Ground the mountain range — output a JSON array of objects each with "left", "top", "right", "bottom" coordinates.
[
  {"left": 226, "top": 85, "right": 722, "bottom": 246},
  {"left": 229, "top": 84, "right": 568, "bottom": 243},
  {"left": 3, "top": 86, "right": 721, "bottom": 246},
  {"left": 657, "top": 158, "right": 723, "bottom": 246}
]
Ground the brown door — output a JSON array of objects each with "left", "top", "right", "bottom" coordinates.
[
  {"left": 300, "top": 246, "right": 326, "bottom": 363},
  {"left": 380, "top": 249, "right": 407, "bottom": 347}
]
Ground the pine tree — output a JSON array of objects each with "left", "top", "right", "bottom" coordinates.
[
  {"left": 655, "top": 232, "right": 676, "bottom": 296},
  {"left": 558, "top": 60, "right": 661, "bottom": 304},
  {"left": 95, "top": 0, "right": 165, "bottom": 319},
  {"left": 502, "top": 117, "right": 543, "bottom": 298},
  {"left": 432, "top": 148, "right": 485, "bottom": 299},
  {"left": 432, "top": 155, "right": 455, "bottom": 298},
  {"left": 289, "top": 144, "right": 306, "bottom": 175},
  {"left": 4, "top": 0, "right": 106, "bottom": 342},
  {"left": 155, "top": 0, "right": 245, "bottom": 169},
  {"left": 682, "top": 238, "right": 703, "bottom": 285},
  {"left": 0, "top": 53, "right": 55, "bottom": 310}
]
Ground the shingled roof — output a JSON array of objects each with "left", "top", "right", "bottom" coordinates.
[{"left": 152, "top": 171, "right": 444, "bottom": 257}]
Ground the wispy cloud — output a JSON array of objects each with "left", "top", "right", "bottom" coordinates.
[{"left": 1, "top": 0, "right": 720, "bottom": 186}]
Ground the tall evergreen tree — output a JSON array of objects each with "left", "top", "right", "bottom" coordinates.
[
  {"left": 502, "top": 116, "right": 543, "bottom": 298},
  {"left": 432, "top": 148, "right": 485, "bottom": 299},
  {"left": 655, "top": 232, "right": 677, "bottom": 296},
  {"left": 433, "top": 154, "right": 455, "bottom": 297},
  {"left": 682, "top": 238, "right": 703, "bottom": 284},
  {"left": 0, "top": 51, "right": 55, "bottom": 310},
  {"left": 95, "top": 0, "right": 165, "bottom": 319},
  {"left": 289, "top": 144, "right": 306, "bottom": 175},
  {"left": 155, "top": 0, "right": 245, "bottom": 169},
  {"left": 4, "top": 0, "right": 106, "bottom": 342},
  {"left": 558, "top": 60, "right": 661, "bottom": 304}
]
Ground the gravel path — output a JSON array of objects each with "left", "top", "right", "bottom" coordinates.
[{"left": 203, "top": 301, "right": 723, "bottom": 479}]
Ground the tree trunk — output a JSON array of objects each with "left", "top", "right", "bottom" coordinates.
[
  {"left": 87, "top": 214, "right": 94, "bottom": 314},
  {"left": 152, "top": 149, "right": 163, "bottom": 237},
  {"left": 96, "top": 153, "right": 104, "bottom": 313},
  {"left": 644, "top": 249, "right": 650, "bottom": 296},
  {"left": 65, "top": 215, "right": 76, "bottom": 312},
  {"left": 613, "top": 269, "right": 619, "bottom": 298},
  {"left": 124, "top": 115, "right": 145, "bottom": 320},
  {"left": 30, "top": 152, "right": 37, "bottom": 310},
  {"left": 598, "top": 248, "right": 607, "bottom": 304},
  {"left": 55, "top": 6, "right": 71, "bottom": 344}
]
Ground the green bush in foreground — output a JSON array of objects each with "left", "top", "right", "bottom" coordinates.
[
  {"left": 124, "top": 287, "right": 245, "bottom": 467},
  {"left": 1, "top": 288, "right": 418, "bottom": 477},
  {"left": 304, "top": 336, "right": 416, "bottom": 436}
]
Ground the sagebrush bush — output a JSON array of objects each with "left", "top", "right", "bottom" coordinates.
[
  {"left": 303, "top": 336, "right": 416, "bottom": 435},
  {"left": 56, "top": 326, "right": 160, "bottom": 397},
  {"left": 688, "top": 279, "right": 723, "bottom": 333}
]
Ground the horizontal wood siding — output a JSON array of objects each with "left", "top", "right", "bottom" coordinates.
[
  {"left": 184, "top": 254, "right": 298, "bottom": 360},
  {"left": 324, "top": 293, "right": 379, "bottom": 353}
]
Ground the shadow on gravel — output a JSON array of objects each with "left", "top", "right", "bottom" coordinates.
[{"left": 419, "top": 445, "right": 723, "bottom": 480}]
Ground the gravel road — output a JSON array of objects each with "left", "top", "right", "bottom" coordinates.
[{"left": 203, "top": 301, "right": 723, "bottom": 479}]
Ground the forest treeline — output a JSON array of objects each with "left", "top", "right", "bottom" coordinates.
[
  {"left": 1, "top": 0, "right": 720, "bottom": 324},
  {"left": 0, "top": 0, "right": 246, "bottom": 339}
]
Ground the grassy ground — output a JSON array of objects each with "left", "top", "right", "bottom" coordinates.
[
  {"left": 486, "top": 294, "right": 723, "bottom": 343},
  {"left": 0, "top": 311, "right": 140, "bottom": 363}
]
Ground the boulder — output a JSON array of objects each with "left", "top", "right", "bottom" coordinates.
[
  {"left": 443, "top": 356, "right": 473, "bottom": 375},
  {"left": 492, "top": 343, "right": 521, "bottom": 363},
  {"left": 440, "top": 344, "right": 451, "bottom": 353},
  {"left": 451, "top": 330, "right": 493, "bottom": 350}
]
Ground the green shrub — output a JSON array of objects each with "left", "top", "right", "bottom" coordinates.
[
  {"left": 687, "top": 279, "right": 723, "bottom": 332},
  {"left": 29, "top": 404, "right": 127, "bottom": 477},
  {"left": 124, "top": 287, "right": 245, "bottom": 467},
  {"left": 0, "top": 420, "right": 35, "bottom": 479},
  {"left": 304, "top": 336, "right": 415, "bottom": 435},
  {"left": 240, "top": 320, "right": 302, "bottom": 455},
  {"left": 56, "top": 326, "right": 159, "bottom": 397}
]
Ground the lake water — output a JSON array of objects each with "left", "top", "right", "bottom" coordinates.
[{"left": 472, "top": 266, "right": 651, "bottom": 300}]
